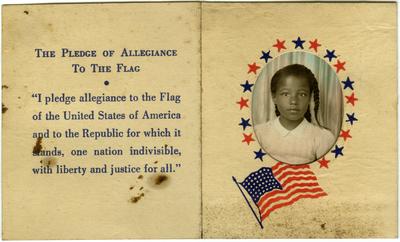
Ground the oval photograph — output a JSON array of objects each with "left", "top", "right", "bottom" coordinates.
[{"left": 252, "top": 52, "right": 343, "bottom": 165}]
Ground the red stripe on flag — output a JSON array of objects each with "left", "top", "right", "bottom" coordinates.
[
  {"left": 276, "top": 170, "right": 315, "bottom": 181},
  {"left": 273, "top": 164, "right": 310, "bottom": 177},
  {"left": 258, "top": 187, "right": 325, "bottom": 212},
  {"left": 271, "top": 162, "right": 284, "bottom": 170},
  {"left": 280, "top": 175, "right": 318, "bottom": 187},
  {"left": 261, "top": 192, "right": 327, "bottom": 221},
  {"left": 256, "top": 182, "right": 320, "bottom": 205}
]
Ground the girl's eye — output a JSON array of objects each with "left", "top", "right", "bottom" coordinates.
[
  {"left": 299, "top": 93, "right": 308, "bottom": 97},
  {"left": 281, "top": 92, "right": 289, "bottom": 96}
]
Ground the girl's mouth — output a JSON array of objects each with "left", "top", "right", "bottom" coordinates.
[{"left": 288, "top": 108, "right": 300, "bottom": 112}]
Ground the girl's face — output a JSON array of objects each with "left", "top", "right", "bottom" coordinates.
[{"left": 273, "top": 75, "right": 311, "bottom": 124}]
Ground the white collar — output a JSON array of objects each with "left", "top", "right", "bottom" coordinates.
[{"left": 273, "top": 117, "right": 308, "bottom": 137}]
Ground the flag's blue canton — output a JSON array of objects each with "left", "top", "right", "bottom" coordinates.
[{"left": 240, "top": 167, "right": 282, "bottom": 203}]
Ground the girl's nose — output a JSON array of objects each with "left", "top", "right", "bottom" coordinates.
[{"left": 289, "top": 96, "right": 297, "bottom": 104}]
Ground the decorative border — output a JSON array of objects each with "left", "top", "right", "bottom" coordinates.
[{"left": 236, "top": 36, "right": 358, "bottom": 169}]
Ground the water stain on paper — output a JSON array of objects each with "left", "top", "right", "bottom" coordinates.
[
  {"left": 2, "top": 104, "right": 8, "bottom": 113},
  {"left": 40, "top": 157, "right": 57, "bottom": 167},
  {"left": 203, "top": 200, "right": 384, "bottom": 238},
  {"left": 129, "top": 176, "right": 147, "bottom": 203},
  {"left": 2, "top": 85, "right": 9, "bottom": 89},
  {"left": 129, "top": 193, "right": 145, "bottom": 204},
  {"left": 155, "top": 175, "right": 168, "bottom": 185},
  {"left": 32, "top": 137, "right": 43, "bottom": 154},
  {"left": 148, "top": 174, "right": 170, "bottom": 189},
  {"left": 1, "top": 103, "right": 8, "bottom": 113},
  {"left": 23, "top": 10, "right": 29, "bottom": 15},
  {"left": 47, "top": 23, "right": 54, "bottom": 32}
]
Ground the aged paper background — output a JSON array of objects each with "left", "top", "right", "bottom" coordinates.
[
  {"left": 2, "top": 2, "right": 398, "bottom": 239},
  {"left": 3, "top": 3, "right": 201, "bottom": 239},
  {"left": 202, "top": 3, "right": 397, "bottom": 238}
]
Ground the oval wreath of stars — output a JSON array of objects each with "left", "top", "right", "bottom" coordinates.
[{"left": 237, "top": 37, "right": 358, "bottom": 169}]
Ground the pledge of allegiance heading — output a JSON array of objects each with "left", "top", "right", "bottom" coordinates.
[{"left": 34, "top": 48, "right": 178, "bottom": 58}]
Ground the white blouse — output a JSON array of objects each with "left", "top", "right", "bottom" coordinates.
[{"left": 254, "top": 117, "right": 335, "bottom": 165}]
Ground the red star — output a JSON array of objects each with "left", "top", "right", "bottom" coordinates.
[
  {"left": 242, "top": 133, "right": 255, "bottom": 145},
  {"left": 273, "top": 39, "right": 286, "bottom": 52},
  {"left": 339, "top": 129, "right": 352, "bottom": 141},
  {"left": 334, "top": 60, "right": 346, "bottom": 73},
  {"left": 309, "top": 39, "right": 321, "bottom": 52},
  {"left": 247, "top": 62, "right": 260, "bottom": 74},
  {"left": 318, "top": 157, "right": 330, "bottom": 169},
  {"left": 236, "top": 97, "right": 249, "bottom": 110},
  {"left": 345, "top": 92, "right": 358, "bottom": 106}
]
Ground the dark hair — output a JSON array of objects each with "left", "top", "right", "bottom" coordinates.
[{"left": 270, "top": 64, "right": 321, "bottom": 125}]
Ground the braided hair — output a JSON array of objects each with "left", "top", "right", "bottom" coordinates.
[{"left": 270, "top": 64, "right": 321, "bottom": 126}]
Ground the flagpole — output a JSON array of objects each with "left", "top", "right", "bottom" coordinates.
[{"left": 232, "top": 176, "right": 264, "bottom": 229}]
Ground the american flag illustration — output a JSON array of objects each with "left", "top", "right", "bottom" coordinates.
[{"left": 233, "top": 162, "right": 327, "bottom": 228}]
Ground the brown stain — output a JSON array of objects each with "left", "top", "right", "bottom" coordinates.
[
  {"left": 2, "top": 85, "right": 8, "bottom": 89},
  {"left": 32, "top": 137, "right": 43, "bottom": 154},
  {"left": 184, "top": 40, "right": 191, "bottom": 44},
  {"left": 23, "top": 10, "right": 29, "bottom": 15},
  {"left": 137, "top": 174, "right": 143, "bottom": 179},
  {"left": 334, "top": 228, "right": 347, "bottom": 238},
  {"left": 154, "top": 175, "right": 168, "bottom": 185},
  {"left": 129, "top": 186, "right": 134, "bottom": 190},
  {"left": 40, "top": 157, "right": 57, "bottom": 167},
  {"left": 129, "top": 196, "right": 141, "bottom": 203},
  {"left": 129, "top": 193, "right": 145, "bottom": 204},
  {"left": 203, "top": 200, "right": 385, "bottom": 238},
  {"left": 320, "top": 223, "right": 326, "bottom": 230},
  {"left": 147, "top": 174, "right": 170, "bottom": 189},
  {"left": 2, "top": 104, "right": 8, "bottom": 113},
  {"left": 18, "top": 97, "right": 21, "bottom": 99},
  {"left": 47, "top": 23, "right": 53, "bottom": 32},
  {"left": 139, "top": 186, "right": 143, "bottom": 190},
  {"left": 154, "top": 160, "right": 158, "bottom": 164}
]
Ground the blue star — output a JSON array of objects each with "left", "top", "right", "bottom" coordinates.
[
  {"left": 240, "top": 80, "right": 254, "bottom": 93},
  {"left": 292, "top": 37, "right": 305, "bottom": 49},
  {"left": 341, "top": 77, "right": 354, "bottom": 90},
  {"left": 324, "top": 49, "right": 337, "bottom": 62},
  {"left": 260, "top": 50, "right": 273, "bottom": 63},
  {"left": 331, "top": 145, "right": 344, "bottom": 158},
  {"left": 254, "top": 149, "right": 266, "bottom": 161},
  {"left": 346, "top": 113, "right": 358, "bottom": 125},
  {"left": 239, "top": 118, "right": 252, "bottom": 131}
]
